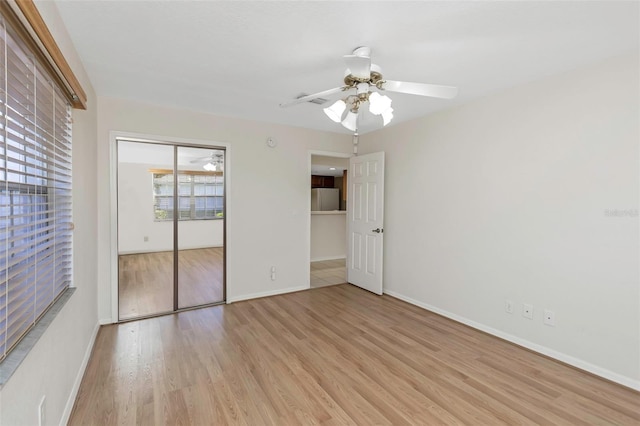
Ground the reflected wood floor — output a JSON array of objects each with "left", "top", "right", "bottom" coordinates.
[
  {"left": 310, "top": 258, "right": 346, "bottom": 288},
  {"left": 70, "top": 284, "right": 640, "bottom": 425},
  {"left": 118, "top": 247, "right": 224, "bottom": 320}
]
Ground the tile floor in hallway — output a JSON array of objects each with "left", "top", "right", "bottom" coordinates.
[{"left": 310, "top": 258, "right": 346, "bottom": 288}]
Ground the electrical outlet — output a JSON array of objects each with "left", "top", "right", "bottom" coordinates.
[
  {"left": 523, "top": 303, "right": 533, "bottom": 319},
  {"left": 505, "top": 300, "right": 514, "bottom": 314},
  {"left": 543, "top": 309, "right": 556, "bottom": 326},
  {"left": 38, "top": 396, "right": 46, "bottom": 426},
  {"left": 270, "top": 266, "right": 276, "bottom": 281}
]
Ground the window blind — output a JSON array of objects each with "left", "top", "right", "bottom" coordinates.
[{"left": 0, "top": 14, "right": 72, "bottom": 361}]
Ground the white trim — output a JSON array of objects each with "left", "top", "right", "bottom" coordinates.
[
  {"left": 109, "top": 131, "right": 232, "bottom": 322},
  {"left": 109, "top": 136, "right": 119, "bottom": 323},
  {"left": 59, "top": 321, "right": 100, "bottom": 426},
  {"left": 227, "top": 285, "right": 308, "bottom": 304},
  {"left": 384, "top": 289, "right": 640, "bottom": 391},
  {"left": 98, "top": 317, "right": 114, "bottom": 325},
  {"left": 311, "top": 256, "right": 346, "bottom": 262}
]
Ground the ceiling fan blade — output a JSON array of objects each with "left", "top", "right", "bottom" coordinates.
[
  {"left": 280, "top": 86, "right": 347, "bottom": 108},
  {"left": 381, "top": 80, "right": 458, "bottom": 99},
  {"left": 344, "top": 54, "right": 371, "bottom": 80}
]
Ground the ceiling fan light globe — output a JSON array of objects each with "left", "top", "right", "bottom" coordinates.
[
  {"left": 203, "top": 162, "right": 216, "bottom": 171},
  {"left": 341, "top": 111, "right": 358, "bottom": 132},
  {"left": 369, "top": 92, "right": 392, "bottom": 115},
  {"left": 323, "top": 100, "right": 346, "bottom": 123},
  {"left": 368, "top": 92, "right": 386, "bottom": 115},
  {"left": 368, "top": 92, "right": 382, "bottom": 115},
  {"left": 382, "top": 108, "right": 394, "bottom": 126}
]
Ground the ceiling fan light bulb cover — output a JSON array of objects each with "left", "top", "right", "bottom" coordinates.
[
  {"left": 323, "top": 100, "right": 346, "bottom": 122},
  {"left": 382, "top": 108, "right": 394, "bottom": 126},
  {"left": 342, "top": 111, "right": 358, "bottom": 131},
  {"left": 203, "top": 162, "right": 216, "bottom": 171},
  {"left": 369, "top": 92, "right": 392, "bottom": 115},
  {"left": 368, "top": 91, "right": 381, "bottom": 114}
]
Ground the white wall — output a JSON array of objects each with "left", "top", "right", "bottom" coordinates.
[
  {"left": 361, "top": 53, "right": 640, "bottom": 388},
  {"left": 0, "top": 2, "right": 99, "bottom": 425},
  {"left": 311, "top": 155, "right": 349, "bottom": 169},
  {"left": 311, "top": 213, "right": 346, "bottom": 261},
  {"left": 117, "top": 162, "right": 223, "bottom": 254},
  {"left": 97, "top": 97, "right": 352, "bottom": 317}
]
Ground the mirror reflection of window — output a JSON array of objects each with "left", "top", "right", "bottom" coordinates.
[{"left": 152, "top": 172, "right": 224, "bottom": 220}]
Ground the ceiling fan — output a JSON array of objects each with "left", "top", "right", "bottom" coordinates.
[
  {"left": 190, "top": 152, "right": 224, "bottom": 171},
  {"left": 280, "top": 46, "right": 458, "bottom": 131}
]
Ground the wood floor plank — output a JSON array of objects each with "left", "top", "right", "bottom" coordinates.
[{"left": 69, "top": 284, "right": 640, "bottom": 425}]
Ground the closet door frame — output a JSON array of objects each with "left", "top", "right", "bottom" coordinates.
[{"left": 109, "top": 131, "right": 229, "bottom": 324}]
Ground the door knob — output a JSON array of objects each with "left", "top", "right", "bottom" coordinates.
[{"left": 372, "top": 228, "right": 383, "bottom": 233}]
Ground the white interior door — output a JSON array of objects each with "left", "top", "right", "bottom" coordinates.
[{"left": 347, "top": 152, "right": 385, "bottom": 295}]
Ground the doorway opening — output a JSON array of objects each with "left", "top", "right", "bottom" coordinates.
[
  {"left": 116, "top": 139, "right": 226, "bottom": 321},
  {"left": 309, "top": 153, "right": 349, "bottom": 288}
]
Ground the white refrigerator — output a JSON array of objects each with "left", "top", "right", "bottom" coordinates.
[{"left": 311, "top": 188, "right": 340, "bottom": 211}]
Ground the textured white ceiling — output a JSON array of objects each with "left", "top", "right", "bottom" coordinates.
[{"left": 54, "top": 1, "right": 639, "bottom": 134}]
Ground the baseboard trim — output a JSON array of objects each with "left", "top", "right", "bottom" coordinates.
[
  {"left": 227, "top": 285, "right": 309, "bottom": 304},
  {"left": 99, "top": 317, "right": 114, "bottom": 325},
  {"left": 383, "top": 289, "right": 640, "bottom": 392},
  {"left": 311, "top": 256, "right": 346, "bottom": 262},
  {"left": 59, "top": 321, "right": 101, "bottom": 426}
]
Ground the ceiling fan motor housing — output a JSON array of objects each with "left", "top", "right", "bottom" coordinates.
[{"left": 344, "top": 69, "right": 383, "bottom": 87}]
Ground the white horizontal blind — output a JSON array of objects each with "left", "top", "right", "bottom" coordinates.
[{"left": 0, "top": 14, "right": 72, "bottom": 361}]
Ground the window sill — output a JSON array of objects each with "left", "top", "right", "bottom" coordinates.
[{"left": 0, "top": 287, "right": 76, "bottom": 388}]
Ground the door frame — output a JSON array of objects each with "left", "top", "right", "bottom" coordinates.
[
  {"left": 109, "top": 131, "right": 231, "bottom": 323},
  {"left": 307, "top": 150, "right": 352, "bottom": 288}
]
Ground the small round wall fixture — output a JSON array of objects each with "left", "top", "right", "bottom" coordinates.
[{"left": 266, "top": 137, "right": 277, "bottom": 148}]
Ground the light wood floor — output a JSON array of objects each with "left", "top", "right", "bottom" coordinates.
[
  {"left": 310, "top": 258, "right": 346, "bottom": 288},
  {"left": 70, "top": 284, "right": 640, "bottom": 425},
  {"left": 118, "top": 247, "right": 224, "bottom": 320}
]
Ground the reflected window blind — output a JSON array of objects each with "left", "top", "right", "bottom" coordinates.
[
  {"left": 0, "top": 14, "right": 72, "bottom": 361},
  {"left": 153, "top": 173, "right": 224, "bottom": 221}
]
